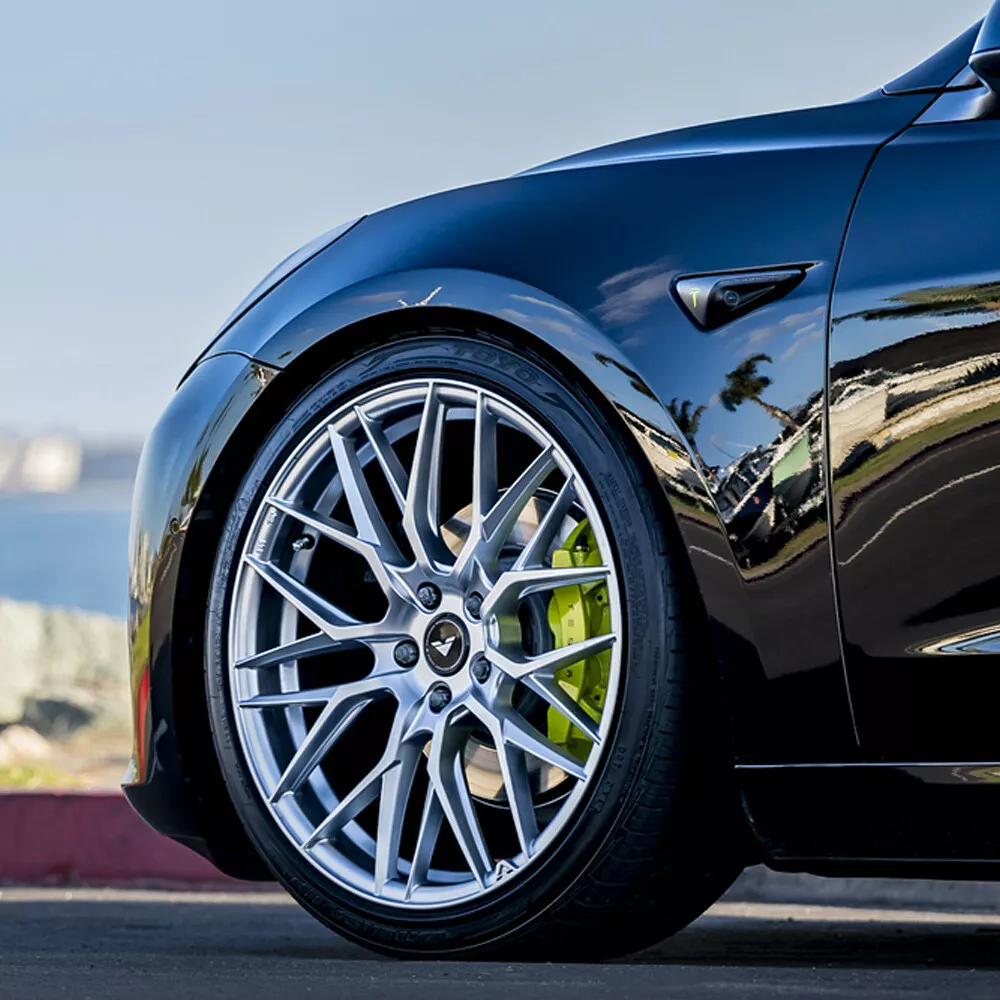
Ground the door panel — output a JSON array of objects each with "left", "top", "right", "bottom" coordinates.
[{"left": 830, "top": 120, "right": 1000, "bottom": 760}]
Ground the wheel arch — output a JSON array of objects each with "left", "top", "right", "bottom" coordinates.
[
  {"left": 192, "top": 267, "right": 753, "bottom": 738},
  {"left": 133, "top": 274, "right": 755, "bottom": 874},
  {"left": 203, "top": 266, "right": 743, "bottom": 641},
  {"left": 207, "top": 265, "right": 740, "bottom": 580}
]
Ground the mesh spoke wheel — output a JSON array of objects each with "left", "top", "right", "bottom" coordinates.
[{"left": 228, "top": 378, "right": 623, "bottom": 908}]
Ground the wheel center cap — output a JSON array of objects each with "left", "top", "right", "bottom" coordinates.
[{"left": 424, "top": 614, "right": 470, "bottom": 675}]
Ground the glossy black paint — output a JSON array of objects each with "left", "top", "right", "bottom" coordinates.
[
  {"left": 125, "top": 353, "right": 278, "bottom": 875},
  {"left": 127, "top": 16, "right": 1000, "bottom": 877},
  {"left": 742, "top": 764, "right": 1000, "bottom": 875},
  {"left": 829, "top": 113, "right": 1000, "bottom": 762}
]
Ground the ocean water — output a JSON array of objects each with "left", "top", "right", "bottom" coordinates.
[{"left": 0, "top": 490, "right": 132, "bottom": 619}]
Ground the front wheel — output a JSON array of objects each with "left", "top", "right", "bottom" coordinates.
[{"left": 205, "top": 332, "right": 743, "bottom": 959}]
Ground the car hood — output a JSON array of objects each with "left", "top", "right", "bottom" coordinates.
[{"left": 523, "top": 91, "right": 931, "bottom": 176}]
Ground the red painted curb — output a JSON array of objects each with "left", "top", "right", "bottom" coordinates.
[{"left": 0, "top": 790, "right": 248, "bottom": 886}]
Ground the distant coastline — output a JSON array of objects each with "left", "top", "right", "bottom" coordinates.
[
  {"left": 0, "top": 490, "right": 132, "bottom": 619},
  {"left": 0, "top": 435, "right": 141, "bottom": 496}
]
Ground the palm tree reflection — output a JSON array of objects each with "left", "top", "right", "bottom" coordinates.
[
  {"left": 719, "top": 353, "right": 800, "bottom": 429},
  {"left": 667, "top": 397, "right": 707, "bottom": 469}
]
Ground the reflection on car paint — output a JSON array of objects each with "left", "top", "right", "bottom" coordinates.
[
  {"left": 917, "top": 625, "right": 1000, "bottom": 655},
  {"left": 127, "top": 355, "right": 278, "bottom": 834},
  {"left": 829, "top": 119, "right": 1000, "bottom": 759}
]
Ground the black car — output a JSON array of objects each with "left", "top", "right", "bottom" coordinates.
[{"left": 126, "top": 6, "right": 1000, "bottom": 959}]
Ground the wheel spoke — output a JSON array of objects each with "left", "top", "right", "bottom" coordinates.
[
  {"left": 233, "top": 632, "right": 338, "bottom": 671},
  {"left": 303, "top": 759, "right": 388, "bottom": 848},
  {"left": 495, "top": 708, "right": 587, "bottom": 780},
  {"left": 522, "top": 672, "right": 601, "bottom": 745},
  {"left": 404, "top": 784, "right": 445, "bottom": 900},
  {"left": 304, "top": 706, "right": 418, "bottom": 853},
  {"left": 427, "top": 716, "right": 491, "bottom": 886},
  {"left": 485, "top": 565, "right": 611, "bottom": 612},
  {"left": 466, "top": 700, "right": 538, "bottom": 857},
  {"left": 403, "top": 383, "right": 450, "bottom": 569},
  {"left": 328, "top": 426, "right": 402, "bottom": 556},
  {"left": 246, "top": 554, "right": 355, "bottom": 630},
  {"left": 492, "top": 632, "right": 615, "bottom": 682},
  {"left": 480, "top": 446, "right": 557, "bottom": 558},
  {"left": 269, "top": 674, "right": 398, "bottom": 801},
  {"left": 452, "top": 390, "right": 501, "bottom": 576},
  {"left": 355, "top": 406, "right": 409, "bottom": 512},
  {"left": 266, "top": 498, "right": 406, "bottom": 600},
  {"left": 472, "top": 390, "right": 499, "bottom": 530},
  {"left": 239, "top": 685, "right": 342, "bottom": 709},
  {"left": 512, "top": 477, "right": 578, "bottom": 572},
  {"left": 496, "top": 742, "right": 539, "bottom": 857},
  {"left": 245, "top": 555, "right": 404, "bottom": 644},
  {"left": 373, "top": 742, "right": 423, "bottom": 894}
]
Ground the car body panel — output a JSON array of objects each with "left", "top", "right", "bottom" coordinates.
[
  {"left": 829, "top": 116, "right": 1000, "bottom": 762},
  {"left": 742, "top": 762, "right": 1000, "bottom": 873},
  {"left": 125, "top": 353, "right": 278, "bottom": 876}
]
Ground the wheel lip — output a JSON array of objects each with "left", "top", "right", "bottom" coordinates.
[{"left": 226, "top": 374, "right": 624, "bottom": 911}]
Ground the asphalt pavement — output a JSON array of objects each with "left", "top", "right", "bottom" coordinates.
[{"left": 4, "top": 888, "right": 1000, "bottom": 999}]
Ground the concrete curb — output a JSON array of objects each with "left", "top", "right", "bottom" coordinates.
[{"left": 0, "top": 790, "right": 243, "bottom": 887}]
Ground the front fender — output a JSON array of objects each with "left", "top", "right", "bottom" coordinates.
[
  {"left": 194, "top": 99, "right": 922, "bottom": 766},
  {"left": 125, "top": 352, "right": 277, "bottom": 877},
  {"left": 154, "top": 92, "right": 927, "bottom": 832},
  {"left": 195, "top": 266, "right": 794, "bottom": 766}
]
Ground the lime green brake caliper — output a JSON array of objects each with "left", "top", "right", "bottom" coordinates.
[{"left": 545, "top": 519, "right": 611, "bottom": 761}]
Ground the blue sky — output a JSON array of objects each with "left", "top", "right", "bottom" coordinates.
[{"left": 0, "top": 0, "right": 987, "bottom": 441}]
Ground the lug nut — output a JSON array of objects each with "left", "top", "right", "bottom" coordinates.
[
  {"left": 428, "top": 684, "right": 452, "bottom": 713},
  {"left": 471, "top": 655, "right": 491, "bottom": 684},
  {"left": 464, "top": 592, "right": 483, "bottom": 621},
  {"left": 417, "top": 582, "right": 442, "bottom": 609},
  {"left": 393, "top": 640, "right": 419, "bottom": 668}
]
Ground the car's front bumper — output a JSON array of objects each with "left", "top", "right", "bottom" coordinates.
[{"left": 124, "top": 352, "right": 279, "bottom": 877}]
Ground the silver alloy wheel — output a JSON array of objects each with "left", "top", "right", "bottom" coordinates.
[{"left": 228, "top": 378, "right": 623, "bottom": 908}]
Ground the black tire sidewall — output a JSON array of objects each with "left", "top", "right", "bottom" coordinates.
[{"left": 205, "top": 333, "right": 676, "bottom": 956}]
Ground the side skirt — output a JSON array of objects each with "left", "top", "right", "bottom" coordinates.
[{"left": 739, "top": 762, "right": 1000, "bottom": 879}]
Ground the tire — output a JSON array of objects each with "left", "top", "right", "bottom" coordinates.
[{"left": 205, "top": 330, "right": 745, "bottom": 960}]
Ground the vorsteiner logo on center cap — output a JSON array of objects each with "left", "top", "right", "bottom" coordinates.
[
  {"left": 430, "top": 636, "right": 456, "bottom": 658},
  {"left": 424, "top": 614, "right": 469, "bottom": 675}
]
